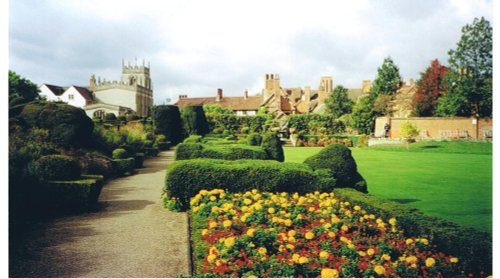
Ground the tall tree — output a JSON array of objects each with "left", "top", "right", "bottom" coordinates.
[
  {"left": 325, "top": 85, "right": 354, "bottom": 118},
  {"left": 370, "top": 57, "right": 402, "bottom": 100},
  {"left": 414, "top": 59, "right": 449, "bottom": 116},
  {"left": 437, "top": 17, "right": 492, "bottom": 117},
  {"left": 181, "top": 106, "right": 209, "bottom": 136},
  {"left": 351, "top": 96, "right": 374, "bottom": 135},
  {"left": 152, "top": 105, "right": 184, "bottom": 144},
  {"left": 9, "top": 70, "right": 39, "bottom": 103}
]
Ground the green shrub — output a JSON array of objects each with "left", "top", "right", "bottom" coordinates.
[
  {"left": 144, "top": 147, "right": 159, "bottom": 157},
  {"left": 183, "top": 135, "right": 203, "bottom": 143},
  {"left": 261, "top": 132, "right": 284, "bottom": 162},
  {"left": 164, "top": 159, "right": 335, "bottom": 210},
  {"left": 181, "top": 106, "right": 209, "bottom": 136},
  {"left": 43, "top": 175, "right": 104, "bottom": 211},
  {"left": 36, "top": 155, "right": 81, "bottom": 181},
  {"left": 134, "top": 153, "right": 144, "bottom": 168},
  {"left": 104, "top": 113, "right": 117, "bottom": 121},
  {"left": 156, "top": 141, "right": 171, "bottom": 151},
  {"left": 112, "top": 148, "right": 129, "bottom": 159},
  {"left": 304, "top": 144, "right": 367, "bottom": 192},
  {"left": 175, "top": 143, "right": 268, "bottom": 161},
  {"left": 112, "top": 158, "right": 135, "bottom": 176},
  {"left": 152, "top": 105, "right": 185, "bottom": 144},
  {"left": 333, "top": 188, "right": 492, "bottom": 277},
  {"left": 247, "top": 132, "right": 262, "bottom": 146},
  {"left": 358, "top": 134, "right": 370, "bottom": 147},
  {"left": 79, "top": 152, "right": 114, "bottom": 178}
]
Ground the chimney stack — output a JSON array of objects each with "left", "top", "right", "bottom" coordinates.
[
  {"left": 89, "top": 75, "right": 96, "bottom": 91},
  {"left": 179, "top": 94, "right": 188, "bottom": 99},
  {"left": 362, "top": 80, "right": 371, "bottom": 94},
  {"left": 244, "top": 89, "right": 248, "bottom": 99},
  {"left": 216, "top": 88, "right": 223, "bottom": 102}
]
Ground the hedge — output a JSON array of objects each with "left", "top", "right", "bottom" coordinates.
[
  {"left": 164, "top": 159, "right": 335, "bottom": 210},
  {"left": 333, "top": 188, "right": 492, "bottom": 277},
  {"left": 261, "top": 132, "right": 284, "bottom": 162},
  {"left": 36, "top": 155, "right": 81, "bottom": 181},
  {"left": 133, "top": 153, "right": 144, "bottom": 168},
  {"left": 174, "top": 143, "right": 269, "bottom": 161},
  {"left": 112, "top": 158, "right": 135, "bottom": 176},
  {"left": 43, "top": 174, "right": 104, "bottom": 211},
  {"left": 112, "top": 148, "right": 129, "bottom": 159}
]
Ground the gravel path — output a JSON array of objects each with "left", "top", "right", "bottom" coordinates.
[{"left": 9, "top": 150, "right": 191, "bottom": 278}]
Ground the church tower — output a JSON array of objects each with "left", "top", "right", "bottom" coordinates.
[{"left": 120, "top": 58, "right": 152, "bottom": 90}]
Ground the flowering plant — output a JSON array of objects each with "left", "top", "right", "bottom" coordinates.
[{"left": 191, "top": 189, "right": 470, "bottom": 278}]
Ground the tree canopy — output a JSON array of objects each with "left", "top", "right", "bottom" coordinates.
[
  {"left": 325, "top": 85, "right": 354, "bottom": 118},
  {"left": 370, "top": 57, "right": 402, "bottom": 100},
  {"left": 9, "top": 71, "right": 39, "bottom": 103},
  {"left": 414, "top": 59, "right": 449, "bottom": 116}
]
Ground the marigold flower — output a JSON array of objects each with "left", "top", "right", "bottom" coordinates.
[
  {"left": 328, "top": 232, "right": 336, "bottom": 238},
  {"left": 298, "top": 256, "right": 309, "bottom": 264},
  {"left": 381, "top": 254, "right": 391, "bottom": 261},
  {"left": 450, "top": 257, "right": 459, "bottom": 263},
  {"left": 321, "top": 268, "right": 339, "bottom": 278},
  {"left": 367, "top": 248, "right": 375, "bottom": 256},
  {"left": 358, "top": 251, "right": 366, "bottom": 257},
  {"left": 406, "top": 255, "right": 418, "bottom": 264},
  {"left": 284, "top": 219, "right": 292, "bottom": 226},
  {"left": 243, "top": 198, "right": 252, "bottom": 205},
  {"left": 246, "top": 275, "right": 257, "bottom": 278},
  {"left": 418, "top": 238, "right": 429, "bottom": 245},
  {"left": 374, "top": 265, "right": 385, "bottom": 275},
  {"left": 207, "top": 253, "right": 217, "bottom": 263},
  {"left": 320, "top": 250, "right": 329, "bottom": 259},
  {"left": 223, "top": 220, "right": 232, "bottom": 228},
  {"left": 354, "top": 205, "right": 361, "bottom": 211},
  {"left": 288, "top": 236, "right": 296, "bottom": 243},
  {"left": 254, "top": 204, "right": 263, "bottom": 211},
  {"left": 258, "top": 247, "right": 267, "bottom": 255},
  {"left": 425, "top": 257, "right": 436, "bottom": 267},
  {"left": 288, "top": 230, "right": 296, "bottom": 237},
  {"left": 341, "top": 225, "right": 349, "bottom": 231},
  {"left": 305, "top": 231, "right": 314, "bottom": 240},
  {"left": 209, "top": 196, "right": 216, "bottom": 201},
  {"left": 268, "top": 207, "right": 275, "bottom": 214},
  {"left": 292, "top": 253, "right": 300, "bottom": 263},
  {"left": 246, "top": 228, "right": 255, "bottom": 237},
  {"left": 286, "top": 244, "right": 295, "bottom": 250},
  {"left": 389, "top": 217, "right": 396, "bottom": 226},
  {"left": 406, "top": 238, "right": 414, "bottom": 245},
  {"left": 201, "top": 229, "right": 208, "bottom": 236},
  {"left": 209, "top": 221, "right": 217, "bottom": 229},
  {"left": 324, "top": 223, "right": 332, "bottom": 230}
]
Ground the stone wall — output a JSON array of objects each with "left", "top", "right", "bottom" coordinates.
[{"left": 374, "top": 116, "right": 493, "bottom": 140}]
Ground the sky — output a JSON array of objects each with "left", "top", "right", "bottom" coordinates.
[{"left": 8, "top": 0, "right": 493, "bottom": 105}]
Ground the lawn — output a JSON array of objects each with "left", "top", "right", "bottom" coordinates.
[{"left": 284, "top": 142, "right": 492, "bottom": 233}]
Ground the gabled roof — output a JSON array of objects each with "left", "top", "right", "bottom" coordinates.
[
  {"left": 42, "top": 84, "right": 66, "bottom": 96},
  {"left": 71, "top": 86, "right": 94, "bottom": 101},
  {"left": 175, "top": 95, "right": 263, "bottom": 111}
]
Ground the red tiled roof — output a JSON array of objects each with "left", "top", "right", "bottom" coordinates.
[{"left": 176, "top": 96, "right": 263, "bottom": 111}]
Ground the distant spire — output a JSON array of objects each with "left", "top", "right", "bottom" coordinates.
[
  {"left": 122, "top": 58, "right": 124, "bottom": 68},
  {"left": 135, "top": 56, "right": 137, "bottom": 66}
]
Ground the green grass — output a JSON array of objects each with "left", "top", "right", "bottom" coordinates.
[{"left": 284, "top": 142, "right": 492, "bottom": 233}]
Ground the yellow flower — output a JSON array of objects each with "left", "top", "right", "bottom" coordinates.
[
  {"left": 339, "top": 236, "right": 348, "bottom": 243},
  {"left": 209, "top": 221, "right": 217, "bottom": 229},
  {"left": 215, "top": 259, "right": 226, "bottom": 266},
  {"left": 286, "top": 244, "right": 295, "bottom": 250},
  {"left": 292, "top": 253, "right": 300, "bottom": 263},
  {"left": 450, "top": 257, "right": 459, "bottom": 263},
  {"left": 298, "top": 256, "right": 309, "bottom": 264},
  {"left": 248, "top": 242, "right": 255, "bottom": 248},
  {"left": 418, "top": 238, "right": 429, "bottom": 245},
  {"left": 296, "top": 214, "right": 303, "bottom": 220},
  {"left": 209, "top": 246, "right": 219, "bottom": 255},
  {"left": 284, "top": 219, "right": 292, "bottom": 226},
  {"left": 358, "top": 251, "right": 366, "bottom": 257},
  {"left": 425, "top": 257, "right": 436, "bottom": 267},
  {"left": 254, "top": 203, "right": 263, "bottom": 211},
  {"left": 246, "top": 275, "right": 257, "bottom": 278},
  {"left": 288, "top": 230, "right": 296, "bottom": 237},
  {"left": 223, "top": 220, "right": 232, "bottom": 228},
  {"left": 374, "top": 265, "right": 385, "bottom": 276},
  {"left": 258, "top": 247, "right": 267, "bottom": 255},
  {"left": 406, "top": 238, "right": 414, "bottom": 245},
  {"left": 381, "top": 254, "right": 391, "bottom": 261},
  {"left": 328, "top": 232, "right": 336, "bottom": 238},
  {"left": 288, "top": 236, "right": 296, "bottom": 243},
  {"left": 389, "top": 218, "right": 396, "bottom": 226},
  {"left": 406, "top": 255, "right": 418, "bottom": 264},
  {"left": 201, "top": 229, "right": 208, "bottom": 236},
  {"left": 323, "top": 223, "right": 332, "bottom": 230},
  {"left": 367, "top": 248, "right": 375, "bottom": 256},
  {"left": 207, "top": 254, "right": 217, "bottom": 263},
  {"left": 319, "top": 251, "right": 329, "bottom": 259},
  {"left": 347, "top": 243, "right": 355, "bottom": 249},
  {"left": 243, "top": 198, "right": 252, "bottom": 205},
  {"left": 305, "top": 231, "right": 314, "bottom": 240},
  {"left": 247, "top": 228, "right": 255, "bottom": 237},
  {"left": 341, "top": 225, "right": 349, "bottom": 231},
  {"left": 209, "top": 195, "right": 216, "bottom": 201},
  {"left": 354, "top": 205, "right": 361, "bottom": 211},
  {"left": 241, "top": 215, "right": 247, "bottom": 222},
  {"left": 321, "top": 268, "right": 339, "bottom": 278},
  {"left": 268, "top": 207, "right": 276, "bottom": 214}
]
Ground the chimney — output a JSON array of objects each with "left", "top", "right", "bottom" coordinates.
[
  {"left": 244, "top": 89, "right": 248, "bottom": 100},
  {"left": 216, "top": 88, "right": 223, "bottom": 102},
  {"left": 362, "top": 80, "right": 371, "bottom": 94},
  {"left": 179, "top": 94, "right": 188, "bottom": 99},
  {"left": 89, "top": 75, "right": 96, "bottom": 91}
]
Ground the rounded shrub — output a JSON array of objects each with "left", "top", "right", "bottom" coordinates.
[
  {"left": 112, "top": 148, "right": 129, "bottom": 159},
  {"left": 247, "top": 132, "right": 262, "bottom": 146},
  {"left": 261, "top": 132, "right": 284, "bottom": 162},
  {"left": 36, "top": 155, "right": 81, "bottom": 181},
  {"left": 303, "top": 143, "right": 367, "bottom": 192},
  {"left": 181, "top": 105, "right": 209, "bottom": 136},
  {"left": 152, "top": 105, "right": 184, "bottom": 144},
  {"left": 104, "top": 113, "right": 117, "bottom": 121}
]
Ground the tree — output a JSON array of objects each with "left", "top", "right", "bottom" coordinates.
[
  {"left": 370, "top": 57, "right": 402, "bottom": 100},
  {"left": 181, "top": 106, "right": 209, "bottom": 136},
  {"left": 439, "top": 17, "right": 492, "bottom": 117},
  {"left": 261, "top": 132, "right": 284, "bottom": 162},
  {"left": 325, "top": 85, "right": 354, "bottom": 118},
  {"left": 414, "top": 59, "right": 449, "bottom": 116},
  {"left": 9, "top": 71, "right": 39, "bottom": 103},
  {"left": 372, "top": 95, "right": 394, "bottom": 116},
  {"left": 152, "top": 105, "right": 184, "bottom": 144},
  {"left": 203, "top": 104, "right": 234, "bottom": 116},
  {"left": 351, "top": 96, "right": 374, "bottom": 135},
  {"left": 400, "top": 122, "right": 420, "bottom": 149}
]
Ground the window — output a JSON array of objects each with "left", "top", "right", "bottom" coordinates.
[
  {"left": 93, "top": 110, "right": 105, "bottom": 119},
  {"left": 68, "top": 94, "right": 74, "bottom": 100}
]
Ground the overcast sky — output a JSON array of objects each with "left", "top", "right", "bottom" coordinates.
[{"left": 9, "top": 0, "right": 492, "bottom": 104}]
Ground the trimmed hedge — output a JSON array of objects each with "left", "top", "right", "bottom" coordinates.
[
  {"left": 112, "top": 148, "right": 129, "bottom": 159},
  {"left": 183, "top": 135, "right": 203, "bottom": 143},
  {"left": 261, "top": 132, "right": 284, "bottom": 162},
  {"left": 155, "top": 141, "right": 171, "bottom": 151},
  {"left": 44, "top": 174, "right": 104, "bottom": 211},
  {"left": 304, "top": 144, "right": 367, "bottom": 192},
  {"left": 36, "top": 155, "right": 81, "bottom": 181},
  {"left": 134, "top": 153, "right": 145, "bottom": 168},
  {"left": 144, "top": 147, "right": 159, "bottom": 157},
  {"left": 247, "top": 132, "right": 262, "bottom": 146},
  {"left": 112, "top": 158, "right": 135, "bottom": 176},
  {"left": 333, "top": 188, "right": 492, "bottom": 277},
  {"left": 164, "top": 159, "right": 335, "bottom": 210},
  {"left": 174, "top": 143, "right": 269, "bottom": 161}
]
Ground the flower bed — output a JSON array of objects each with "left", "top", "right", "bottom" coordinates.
[{"left": 190, "top": 189, "right": 474, "bottom": 278}]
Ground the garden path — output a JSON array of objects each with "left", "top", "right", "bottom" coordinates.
[{"left": 9, "top": 150, "right": 191, "bottom": 278}]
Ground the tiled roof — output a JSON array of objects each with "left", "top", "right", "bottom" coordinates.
[
  {"left": 44, "top": 84, "right": 66, "bottom": 96},
  {"left": 72, "top": 86, "right": 94, "bottom": 102},
  {"left": 176, "top": 96, "right": 263, "bottom": 111}
]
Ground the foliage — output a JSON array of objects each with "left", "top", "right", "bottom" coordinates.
[
  {"left": 324, "top": 85, "right": 354, "bottom": 118},
  {"left": 370, "top": 57, "right": 402, "bottom": 100},
  {"left": 104, "top": 113, "right": 117, "bottom": 121},
  {"left": 164, "top": 159, "right": 334, "bottom": 210},
  {"left": 203, "top": 104, "right": 235, "bottom": 115},
  {"left": 35, "top": 155, "right": 81, "bottom": 181},
  {"left": 133, "top": 153, "right": 145, "bottom": 168},
  {"left": 304, "top": 144, "right": 367, "bottom": 192},
  {"left": 351, "top": 96, "right": 374, "bottom": 135},
  {"left": 112, "top": 158, "right": 135, "bottom": 176},
  {"left": 441, "top": 17, "right": 492, "bottom": 117},
  {"left": 191, "top": 189, "right": 474, "bottom": 277},
  {"left": 112, "top": 148, "right": 129, "bottom": 159},
  {"left": 92, "top": 121, "right": 154, "bottom": 154},
  {"left": 206, "top": 115, "right": 269, "bottom": 135},
  {"left": 43, "top": 175, "right": 104, "bottom": 212},
  {"left": 334, "top": 188, "right": 491, "bottom": 277},
  {"left": 8, "top": 70, "right": 39, "bottom": 104},
  {"left": 399, "top": 122, "right": 420, "bottom": 143},
  {"left": 296, "top": 136, "right": 353, "bottom": 148},
  {"left": 372, "top": 95, "right": 394, "bottom": 116},
  {"left": 175, "top": 143, "right": 269, "bottom": 161},
  {"left": 181, "top": 106, "right": 210, "bottom": 136},
  {"left": 261, "top": 132, "right": 284, "bottom": 162},
  {"left": 246, "top": 132, "right": 262, "bottom": 146},
  {"left": 20, "top": 101, "right": 94, "bottom": 147},
  {"left": 183, "top": 135, "right": 203, "bottom": 143},
  {"left": 78, "top": 152, "right": 114, "bottom": 178},
  {"left": 287, "top": 114, "right": 345, "bottom": 136},
  {"left": 414, "top": 59, "right": 449, "bottom": 116},
  {"left": 152, "top": 105, "right": 184, "bottom": 144}
]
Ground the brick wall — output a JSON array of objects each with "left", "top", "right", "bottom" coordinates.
[{"left": 374, "top": 117, "right": 493, "bottom": 140}]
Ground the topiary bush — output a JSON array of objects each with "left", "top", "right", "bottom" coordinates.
[
  {"left": 112, "top": 158, "right": 135, "bottom": 176},
  {"left": 104, "top": 113, "right": 117, "bottom": 122},
  {"left": 112, "top": 148, "right": 129, "bottom": 159},
  {"left": 175, "top": 143, "right": 269, "bottom": 161},
  {"left": 304, "top": 143, "right": 367, "bottom": 192},
  {"left": 36, "top": 155, "right": 81, "bottom": 181},
  {"left": 247, "top": 132, "right": 262, "bottom": 146},
  {"left": 181, "top": 106, "right": 209, "bottom": 136},
  {"left": 152, "top": 105, "right": 184, "bottom": 144},
  {"left": 43, "top": 175, "right": 104, "bottom": 211},
  {"left": 79, "top": 152, "right": 114, "bottom": 178},
  {"left": 261, "top": 132, "right": 284, "bottom": 162},
  {"left": 164, "top": 159, "right": 335, "bottom": 210},
  {"left": 133, "top": 153, "right": 145, "bottom": 168}
]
